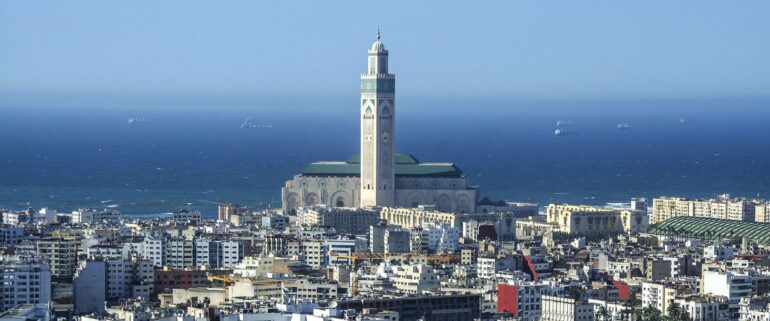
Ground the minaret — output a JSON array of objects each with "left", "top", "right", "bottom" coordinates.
[{"left": 360, "top": 29, "right": 395, "bottom": 208}]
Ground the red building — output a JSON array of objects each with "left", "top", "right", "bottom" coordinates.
[{"left": 497, "top": 284, "right": 519, "bottom": 314}]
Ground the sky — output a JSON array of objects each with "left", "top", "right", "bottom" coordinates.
[{"left": 1, "top": 1, "right": 769, "bottom": 103}]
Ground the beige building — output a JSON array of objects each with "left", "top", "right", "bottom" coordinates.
[
  {"left": 283, "top": 278, "right": 342, "bottom": 300},
  {"left": 540, "top": 295, "right": 595, "bottom": 321},
  {"left": 652, "top": 195, "right": 759, "bottom": 224},
  {"left": 546, "top": 204, "right": 648, "bottom": 236},
  {"left": 516, "top": 216, "right": 556, "bottom": 239},
  {"left": 381, "top": 206, "right": 457, "bottom": 228},
  {"left": 755, "top": 203, "right": 770, "bottom": 223},
  {"left": 229, "top": 278, "right": 283, "bottom": 300},
  {"left": 299, "top": 205, "right": 379, "bottom": 235},
  {"left": 218, "top": 203, "right": 248, "bottom": 221}
]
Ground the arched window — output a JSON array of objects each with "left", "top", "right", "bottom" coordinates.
[{"left": 336, "top": 197, "right": 345, "bottom": 207}]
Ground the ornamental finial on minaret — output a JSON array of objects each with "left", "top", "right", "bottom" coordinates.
[{"left": 370, "top": 28, "right": 386, "bottom": 53}]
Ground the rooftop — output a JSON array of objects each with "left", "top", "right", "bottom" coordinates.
[
  {"left": 648, "top": 216, "right": 770, "bottom": 245},
  {"left": 300, "top": 154, "right": 463, "bottom": 178}
]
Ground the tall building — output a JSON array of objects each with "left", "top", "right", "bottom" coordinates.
[
  {"left": 73, "top": 260, "right": 106, "bottom": 315},
  {"left": 755, "top": 203, "right": 770, "bottom": 223},
  {"left": 0, "top": 257, "right": 52, "bottom": 312},
  {"left": 281, "top": 33, "right": 478, "bottom": 215},
  {"left": 218, "top": 203, "right": 248, "bottom": 221},
  {"left": 359, "top": 30, "right": 396, "bottom": 208},
  {"left": 36, "top": 238, "right": 77, "bottom": 279}
]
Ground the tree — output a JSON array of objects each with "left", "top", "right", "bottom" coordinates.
[
  {"left": 665, "top": 302, "right": 692, "bottom": 321},
  {"left": 623, "top": 292, "right": 642, "bottom": 321},
  {"left": 595, "top": 305, "right": 611, "bottom": 321},
  {"left": 567, "top": 286, "right": 585, "bottom": 301},
  {"left": 642, "top": 306, "right": 663, "bottom": 321},
  {"left": 666, "top": 302, "right": 682, "bottom": 320}
]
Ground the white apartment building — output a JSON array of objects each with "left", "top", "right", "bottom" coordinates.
[
  {"left": 194, "top": 238, "right": 211, "bottom": 267},
  {"left": 283, "top": 278, "right": 341, "bottom": 300},
  {"left": 166, "top": 239, "right": 194, "bottom": 268},
  {"left": 642, "top": 282, "right": 690, "bottom": 316},
  {"left": 105, "top": 259, "right": 154, "bottom": 300},
  {"left": 704, "top": 245, "right": 735, "bottom": 261},
  {"left": 652, "top": 196, "right": 758, "bottom": 223},
  {"left": 739, "top": 297, "right": 770, "bottom": 321},
  {"left": 325, "top": 239, "right": 356, "bottom": 266},
  {"left": 142, "top": 236, "right": 165, "bottom": 267},
  {"left": 478, "top": 256, "right": 516, "bottom": 279},
  {"left": 702, "top": 270, "right": 756, "bottom": 320},
  {"left": 391, "top": 264, "right": 439, "bottom": 294},
  {"left": 171, "top": 209, "right": 201, "bottom": 224},
  {"left": 588, "top": 299, "right": 627, "bottom": 321},
  {"left": 71, "top": 208, "right": 121, "bottom": 224},
  {"left": 87, "top": 245, "right": 123, "bottom": 261},
  {"left": 498, "top": 281, "right": 570, "bottom": 321},
  {"left": 1, "top": 210, "right": 32, "bottom": 226},
  {"left": 234, "top": 255, "right": 276, "bottom": 277},
  {"left": 674, "top": 295, "right": 730, "bottom": 321},
  {"left": 214, "top": 240, "right": 243, "bottom": 268},
  {"left": 540, "top": 295, "right": 594, "bottom": 321},
  {"left": 0, "top": 226, "right": 24, "bottom": 245},
  {"left": 73, "top": 260, "right": 106, "bottom": 315},
  {"left": 0, "top": 257, "right": 52, "bottom": 312}
]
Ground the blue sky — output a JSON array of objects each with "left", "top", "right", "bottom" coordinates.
[{"left": 1, "top": 1, "right": 769, "bottom": 101}]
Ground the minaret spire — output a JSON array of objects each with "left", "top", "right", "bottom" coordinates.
[{"left": 377, "top": 27, "right": 381, "bottom": 41}]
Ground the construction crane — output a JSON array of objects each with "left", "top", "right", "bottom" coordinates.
[
  {"left": 328, "top": 251, "right": 461, "bottom": 269},
  {"left": 208, "top": 275, "right": 234, "bottom": 286}
]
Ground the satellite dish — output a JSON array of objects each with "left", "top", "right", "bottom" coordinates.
[{"left": 329, "top": 301, "right": 338, "bottom": 308}]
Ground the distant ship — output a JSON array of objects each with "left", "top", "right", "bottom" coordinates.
[
  {"left": 554, "top": 119, "right": 574, "bottom": 136},
  {"left": 127, "top": 117, "right": 147, "bottom": 125},
  {"left": 241, "top": 117, "right": 273, "bottom": 129},
  {"left": 617, "top": 123, "right": 631, "bottom": 129}
]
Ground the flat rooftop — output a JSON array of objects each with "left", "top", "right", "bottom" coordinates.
[{"left": 301, "top": 154, "right": 463, "bottom": 178}]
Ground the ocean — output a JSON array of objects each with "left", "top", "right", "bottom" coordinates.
[{"left": 1, "top": 96, "right": 769, "bottom": 218}]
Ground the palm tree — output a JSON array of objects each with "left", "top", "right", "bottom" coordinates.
[
  {"left": 623, "top": 292, "right": 642, "bottom": 321},
  {"left": 641, "top": 306, "right": 663, "bottom": 321},
  {"left": 667, "top": 302, "right": 682, "bottom": 319},
  {"left": 595, "top": 305, "right": 611, "bottom": 321}
]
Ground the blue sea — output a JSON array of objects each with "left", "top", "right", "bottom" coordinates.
[{"left": 1, "top": 96, "right": 769, "bottom": 218}]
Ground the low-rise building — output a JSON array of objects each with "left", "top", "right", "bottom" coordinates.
[
  {"left": 540, "top": 295, "right": 594, "bottom": 321},
  {"left": 392, "top": 264, "right": 439, "bottom": 294},
  {"left": 547, "top": 204, "right": 648, "bottom": 236},
  {"left": 300, "top": 205, "right": 378, "bottom": 235}
]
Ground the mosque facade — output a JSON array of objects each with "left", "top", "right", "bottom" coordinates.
[{"left": 281, "top": 32, "right": 479, "bottom": 215}]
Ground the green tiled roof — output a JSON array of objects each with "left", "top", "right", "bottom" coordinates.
[
  {"left": 648, "top": 216, "right": 770, "bottom": 245},
  {"left": 301, "top": 154, "right": 463, "bottom": 178}
]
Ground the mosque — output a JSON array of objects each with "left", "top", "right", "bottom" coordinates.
[{"left": 281, "top": 32, "right": 479, "bottom": 215}]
